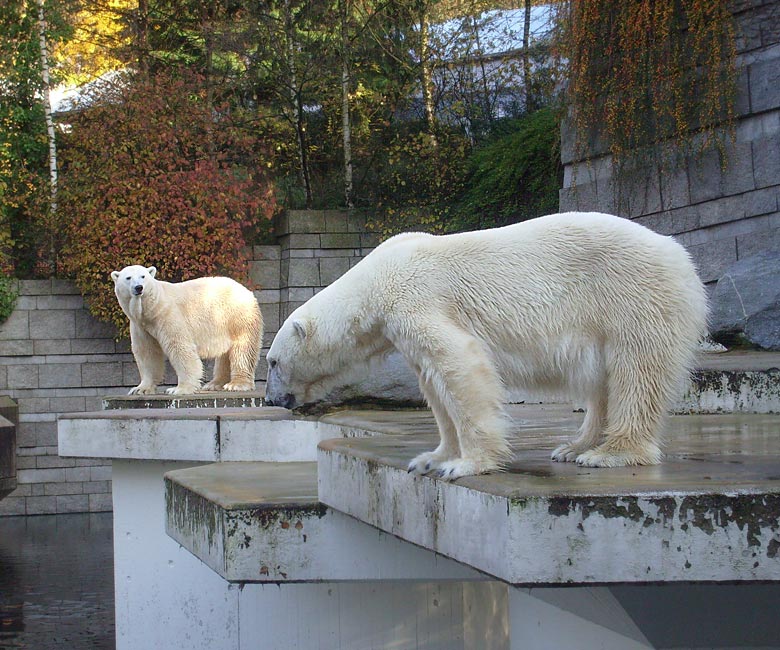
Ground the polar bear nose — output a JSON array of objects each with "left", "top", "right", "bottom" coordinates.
[
  {"left": 265, "top": 393, "right": 296, "bottom": 409},
  {"left": 133, "top": 284, "right": 143, "bottom": 296}
]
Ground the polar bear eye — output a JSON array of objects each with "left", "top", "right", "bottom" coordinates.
[
  {"left": 269, "top": 359, "right": 277, "bottom": 369},
  {"left": 125, "top": 276, "right": 131, "bottom": 280}
]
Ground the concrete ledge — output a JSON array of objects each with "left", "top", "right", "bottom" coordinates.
[
  {"left": 165, "top": 461, "right": 483, "bottom": 583},
  {"left": 58, "top": 407, "right": 380, "bottom": 462},
  {"left": 676, "top": 351, "right": 780, "bottom": 414},
  {"left": 679, "top": 368, "right": 780, "bottom": 414},
  {"left": 317, "top": 408, "right": 780, "bottom": 585},
  {"left": 103, "top": 392, "right": 265, "bottom": 410},
  {"left": 58, "top": 409, "right": 222, "bottom": 461}
]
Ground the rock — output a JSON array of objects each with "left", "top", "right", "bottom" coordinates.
[
  {"left": 325, "top": 351, "right": 423, "bottom": 405},
  {"left": 709, "top": 249, "right": 780, "bottom": 350},
  {"left": 743, "top": 302, "right": 780, "bottom": 350}
]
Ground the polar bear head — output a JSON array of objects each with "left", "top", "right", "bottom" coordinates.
[
  {"left": 265, "top": 305, "right": 345, "bottom": 409},
  {"left": 111, "top": 265, "right": 157, "bottom": 310},
  {"left": 265, "top": 295, "right": 389, "bottom": 409}
]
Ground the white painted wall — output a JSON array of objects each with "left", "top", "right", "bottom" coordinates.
[{"left": 112, "top": 460, "right": 239, "bottom": 650}]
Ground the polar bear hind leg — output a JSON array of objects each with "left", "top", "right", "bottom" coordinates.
[
  {"left": 575, "top": 342, "right": 674, "bottom": 467},
  {"left": 222, "top": 332, "right": 259, "bottom": 391},
  {"left": 202, "top": 353, "right": 231, "bottom": 391}
]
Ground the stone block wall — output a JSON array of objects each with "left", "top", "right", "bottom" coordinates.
[
  {"left": 559, "top": 0, "right": 780, "bottom": 285},
  {"left": 0, "top": 280, "right": 122, "bottom": 516},
  {"left": 250, "top": 210, "right": 379, "bottom": 377},
  {"left": 0, "top": 209, "right": 374, "bottom": 516}
]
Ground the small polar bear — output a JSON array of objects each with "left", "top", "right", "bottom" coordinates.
[
  {"left": 265, "top": 212, "right": 707, "bottom": 479},
  {"left": 112, "top": 265, "right": 263, "bottom": 395}
]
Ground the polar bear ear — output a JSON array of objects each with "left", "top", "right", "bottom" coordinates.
[
  {"left": 110, "top": 271, "right": 120, "bottom": 283},
  {"left": 292, "top": 318, "right": 308, "bottom": 340},
  {"left": 147, "top": 266, "right": 157, "bottom": 278}
]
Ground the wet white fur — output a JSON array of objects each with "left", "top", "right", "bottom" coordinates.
[
  {"left": 112, "top": 265, "right": 263, "bottom": 395},
  {"left": 266, "top": 212, "right": 708, "bottom": 479}
]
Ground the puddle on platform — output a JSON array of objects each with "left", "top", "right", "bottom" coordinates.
[{"left": 0, "top": 513, "right": 114, "bottom": 650}]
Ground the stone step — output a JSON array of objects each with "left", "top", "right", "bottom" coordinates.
[
  {"left": 317, "top": 406, "right": 780, "bottom": 585},
  {"left": 679, "top": 351, "right": 780, "bottom": 414},
  {"left": 164, "top": 461, "right": 482, "bottom": 583},
  {"left": 103, "top": 391, "right": 265, "bottom": 410},
  {"left": 58, "top": 407, "right": 349, "bottom": 462}
]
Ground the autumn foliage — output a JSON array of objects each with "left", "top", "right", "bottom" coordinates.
[
  {"left": 559, "top": 0, "right": 736, "bottom": 162},
  {"left": 58, "top": 69, "right": 276, "bottom": 338}
]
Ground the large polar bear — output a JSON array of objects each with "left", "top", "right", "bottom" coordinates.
[
  {"left": 112, "top": 265, "right": 263, "bottom": 395},
  {"left": 265, "top": 212, "right": 707, "bottom": 479}
]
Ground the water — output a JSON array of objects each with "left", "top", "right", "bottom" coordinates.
[{"left": 0, "top": 513, "right": 114, "bottom": 650}]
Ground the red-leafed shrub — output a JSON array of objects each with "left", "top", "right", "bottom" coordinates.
[{"left": 59, "top": 68, "right": 276, "bottom": 338}]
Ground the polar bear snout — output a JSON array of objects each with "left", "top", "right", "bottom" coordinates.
[
  {"left": 264, "top": 392, "right": 297, "bottom": 409},
  {"left": 132, "top": 284, "right": 144, "bottom": 296}
]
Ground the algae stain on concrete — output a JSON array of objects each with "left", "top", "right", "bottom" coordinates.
[
  {"left": 678, "top": 494, "right": 780, "bottom": 555},
  {"left": 166, "top": 480, "right": 221, "bottom": 552},
  {"left": 547, "top": 496, "right": 645, "bottom": 522}
]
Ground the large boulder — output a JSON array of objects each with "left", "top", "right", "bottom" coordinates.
[
  {"left": 709, "top": 249, "right": 780, "bottom": 350},
  {"left": 325, "top": 351, "right": 423, "bottom": 406}
]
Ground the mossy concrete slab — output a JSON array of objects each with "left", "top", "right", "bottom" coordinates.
[
  {"left": 318, "top": 407, "right": 780, "bottom": 585},
  {"left": 165, "top": 461, "right": 483, "bottom": 583},
  {"left": 58, "top": 407, "right": 347, "bottom": 462},
  {"left": 679, "top": 352, "right": 780, "bottom": 413}
]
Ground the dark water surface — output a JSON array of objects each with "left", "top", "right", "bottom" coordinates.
[{"left": 0, "top": 513, "right": 114, "bottom": 649}]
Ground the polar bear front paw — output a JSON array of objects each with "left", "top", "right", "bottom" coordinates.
[
  {"left": 201, "top": 380, "right": 226, "bottom": 391},
  {"left": 433, "top": 458, "right": 497, "bottom": 481},
  {"left": 128, "top": 384, "right": 157, "bottom": 395},
  {"left": 407, "top": 451, "right": 446, "bottom": 475}
]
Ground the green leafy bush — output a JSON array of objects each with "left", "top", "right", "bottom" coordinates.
[
  {"left": 58, "top": 69, "right": 276, "bottom": 339},
  {"left": 456, "top": 108, "right": 562, "bottom": 231},
  {"left": 0, "top": 276, "right": 18, "bottom": 324}
]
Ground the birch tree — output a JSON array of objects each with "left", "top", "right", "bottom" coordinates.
[
  {"left": 339, "top": 0, "right": 354, "bottom": 208},
  {"left": 36, "top": 0, "right": 58, "bottom": 225}
]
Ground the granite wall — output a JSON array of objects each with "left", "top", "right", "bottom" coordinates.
[
  {"left": 559, "top": 0, "right": 780, "bottom": 285},
  {"left": 0, "top": 209, "right": 376, "bottom": 516}
]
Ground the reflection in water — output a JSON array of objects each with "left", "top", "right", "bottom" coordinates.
[{"left": 0, "top": 513, "right": 114, "bottom": 649}]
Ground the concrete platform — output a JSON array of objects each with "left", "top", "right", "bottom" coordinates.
[
  {"left": 58, "top": 407, "right": 353, "bottom": 462},
  {"left": 680, "top": 351, "right": 780, "bottom": 413},
  {"left": 103, "top": 391, "right": 265, "bottom": 410},
  {"left": 318, "top": 405, "right": 780, "bottom": 585},
  {"left": 165, "top": 461, "right": 482, "bottom": 582}
]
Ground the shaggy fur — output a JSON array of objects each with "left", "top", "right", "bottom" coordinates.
[
  {"left": 112, "top": 265, "right": 263, "bottom": 395},
  {"left": 265, "top": 212, "right": 707, "bottom": 479}
]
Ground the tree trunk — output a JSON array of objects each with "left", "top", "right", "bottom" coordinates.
[
  {"left": 471, "top": 14, "right": 493, "bottom": 128},
  {"left": 284, "top": 0, "right": 312, "bottom": 207},
  {"left": 339, "top": 0, "right": 353, "bottom": 208},
  {"left": 522, "top": 0, "right": 532, "bottom": 111},
  {"left": 136, "top": 0, "right": 149, "bottom": 71},
  {"left": 201, "top": 2, "right": 215, "bottom": 155},
  {"left": 419, "top": 7, "right": 436, "bottom": 139},
  {"left": 36, "top": 0, "right": 57, "bottom": 267}
]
